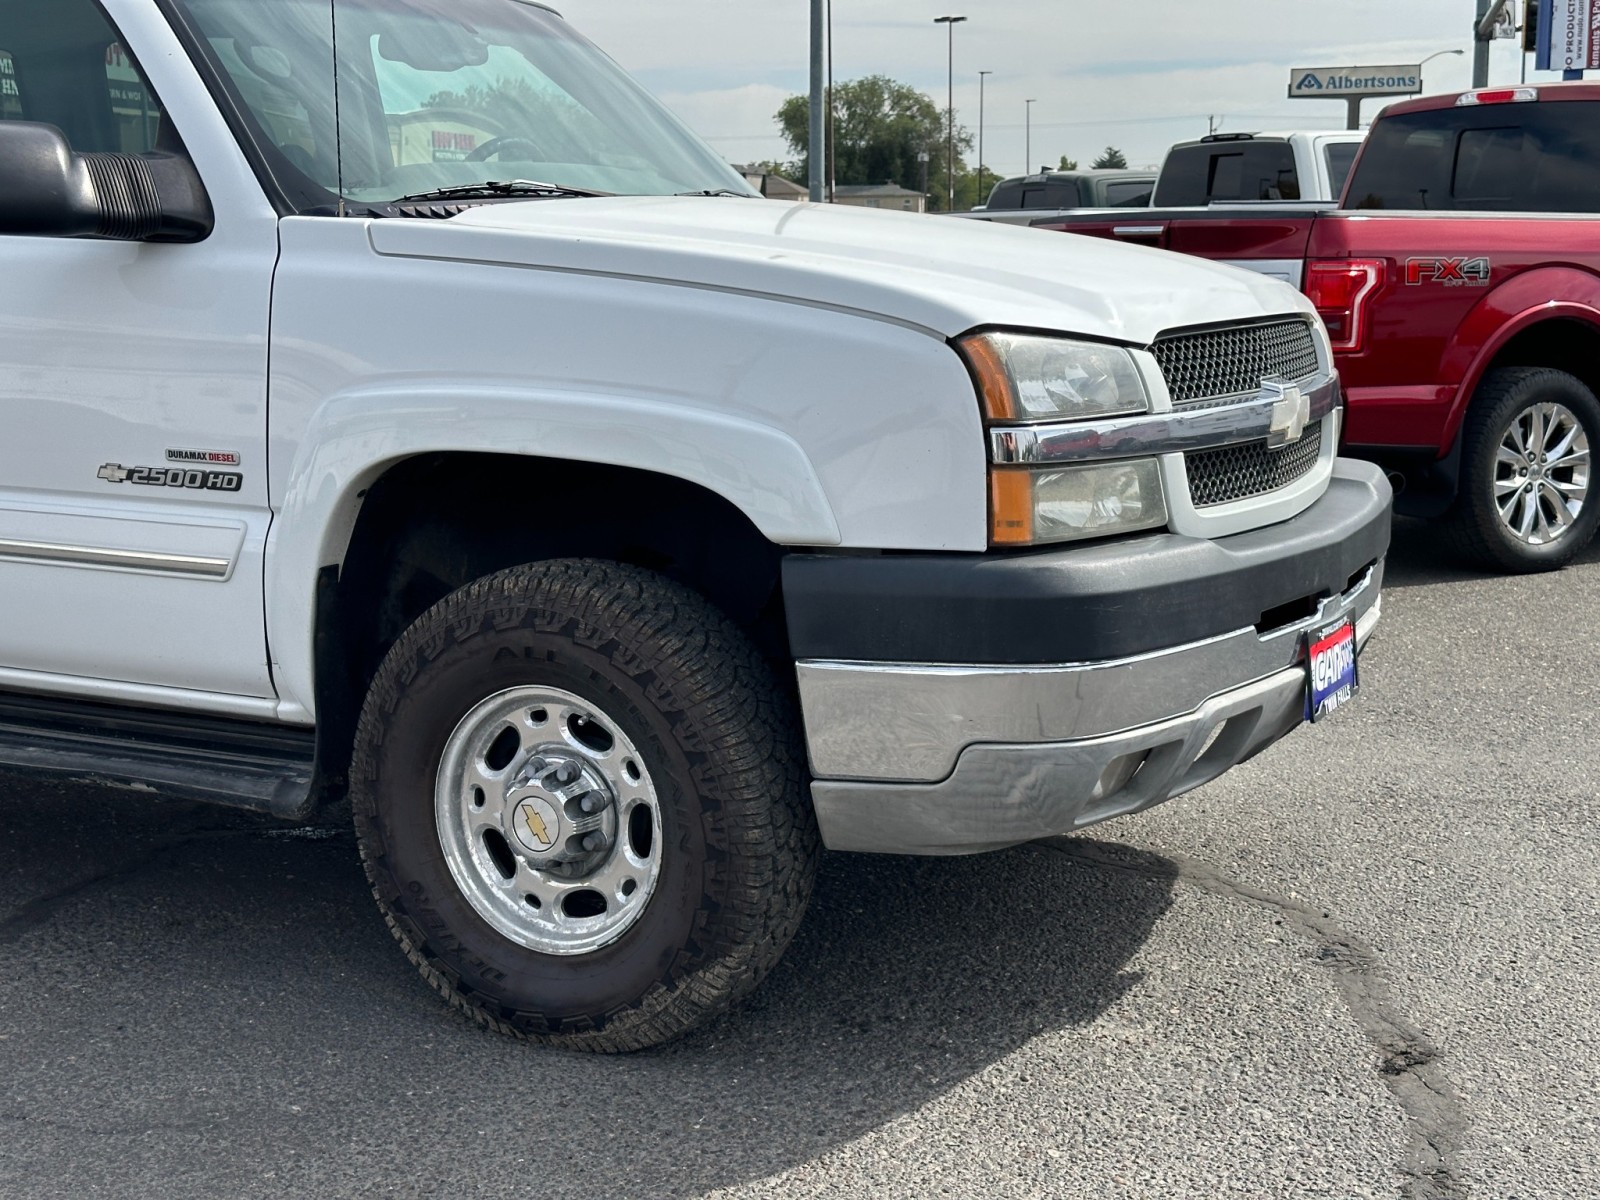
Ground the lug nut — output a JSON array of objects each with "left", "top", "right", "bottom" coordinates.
[
  {"left": 580, "top": 793, "right": 604, "bottom": 814},
  {"left": 583, "top": 833, "right": 607, "bottom": 852}
]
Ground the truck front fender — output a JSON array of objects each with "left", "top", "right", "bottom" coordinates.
[
  {"left": 263, "top": 383, "right": 840, "bottom": 721},
  {"left": 261, "top": 217, "right": 989, "bottom": 722}
]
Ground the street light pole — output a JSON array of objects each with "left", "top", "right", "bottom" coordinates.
[
  {"left": 826, "top": 0, "right": 834, "bottom": 202},
  {"left": 933, "top": 15, "right": 966, "bottom": 211},
  {"left": 1024, "top": 98, "right": 1036, "bottom": 173},
  {"left": 1349, "top": 47, "right": 1464, "bottom": 129},
  {"left": 977, "top": 69, "right": 991, "bottom": 204},
  {"left": 1473, "top": 0, "right": 1512, "bottom": 88},
  {"left": 808, "top": 0, "right": 824, "bottom": 201},
  {"left": 1420, "top": 46, "right": 1466, "bottom": 92}
]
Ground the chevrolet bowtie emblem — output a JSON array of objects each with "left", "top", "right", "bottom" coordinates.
[
  {"left": 524, "top": 807, "right": 552, "bottom": 848},
  {"left": 1263, "top": 378, "right": 1311, "bottom": 449}
]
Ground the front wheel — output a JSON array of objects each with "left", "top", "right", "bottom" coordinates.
[
  {"left": 350, "top": 559, "right": 818, "bottom": 1051},
  {"left": 1446, "top": 366, "right": 1600, "bottom": 573}
]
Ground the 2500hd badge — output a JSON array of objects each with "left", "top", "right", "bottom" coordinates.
[{"left": 97, "top": 463, "right": 243, "bottom": 492}]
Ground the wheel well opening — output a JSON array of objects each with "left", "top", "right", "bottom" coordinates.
[
  {"left": 1391, "top": 318, "right": 1600, "bottom": 518},
  {"left": 313, "top": 454, "right": 791, "bottom": 788},
  {"left": 1484, "top": 319, "right": 1600, "bottom": 405}
]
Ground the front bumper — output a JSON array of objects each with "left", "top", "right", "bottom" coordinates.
[{"left": 790, "top": 459, "right": 1392, "bottom": 855}]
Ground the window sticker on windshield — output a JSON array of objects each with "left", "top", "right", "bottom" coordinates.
[{"left": 1405, "top": 257, "right": 1491, "bottom": 287}]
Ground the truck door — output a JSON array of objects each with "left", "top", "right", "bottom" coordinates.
[{"left": 0, "top": 0, "right": 279, "bottom": 704}]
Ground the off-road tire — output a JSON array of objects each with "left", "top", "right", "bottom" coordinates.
[
  {"left": 1444, "top": 366, "right": 1600, "bottom": 573},
  {"left": 350, "top": 559, "right": 818, "bottom": 1051}
]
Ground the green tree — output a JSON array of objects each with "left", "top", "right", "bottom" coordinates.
[
  {"left": 1058, "top": 155, "right": 1079, "bottom": 170},
  {"left": 1091, "top": 146, "right": 1128, "bottom": 169},
  {"left": 776, "top": 75, "right": 974, "bottom": 211},
  {"left": 952, "top": 164, "right": 987, "bottom": 211},
  {"left": 970, "top": 164, "right": 998, "bottom": 205}
]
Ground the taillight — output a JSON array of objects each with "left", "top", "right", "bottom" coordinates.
[
  {"left": 1304, "top": 259, "right": 1385, "bottom": 353},
  {"left": 1456, "top": 87, "right": 1538, "bottom": 106}
]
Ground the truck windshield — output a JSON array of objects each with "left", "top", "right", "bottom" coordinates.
[
  {"left": 170, "top": 0, "right": 755, "bottom": 206},
  {"left": 1346, "top": 102, "right": 1600, "bottom": 212}
]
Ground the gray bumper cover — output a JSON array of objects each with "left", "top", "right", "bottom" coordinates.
[
  {"left": 797, "top": 464, "right": 1390, "bottom": 855},
  {"left": 806, "top": 592, "right": 1378, "bottom": 854}
]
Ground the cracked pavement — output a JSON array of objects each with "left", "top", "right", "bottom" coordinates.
[{"left": 1, "top": 518, "right": 1597, "bottom": 1199}]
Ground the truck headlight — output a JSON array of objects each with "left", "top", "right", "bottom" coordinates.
[
  {"left": 961, "top": 332, "right": 1167, "bottom": 546},
  {"left": 990, "top": 459, "right": 1167, "bottom": 545},
  {"left": 961, "top": 332, "right": 1148, "bottom": 422}
]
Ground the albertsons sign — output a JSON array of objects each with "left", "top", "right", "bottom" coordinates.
[{"left": 1288, "top": 66, "right": 1423, "bottom": 98}]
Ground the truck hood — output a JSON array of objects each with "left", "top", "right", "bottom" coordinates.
[{"left": 367, "top": 196, "right": 1315, "bottom": 345}]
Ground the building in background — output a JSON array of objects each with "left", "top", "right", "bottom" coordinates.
[
  {"left": 735, "top": 165, "right": 809, "bottom": 200},
  {"left": 831, "top": 183, "right": 926, "bottom": 212},
  {"left": 731, "top": 167, "right": 927, "bottom": 210}
]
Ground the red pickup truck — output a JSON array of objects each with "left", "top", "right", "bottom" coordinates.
[{"left": 1041, "top": 84, "right": 1600, "bottom": 572}]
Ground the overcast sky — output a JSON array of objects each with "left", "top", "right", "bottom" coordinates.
[{"left": 556, "top": 0, "right": 1566, "bottom": 177}]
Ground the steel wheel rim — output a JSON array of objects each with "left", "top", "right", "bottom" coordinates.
[
  {"left": 435, "top": 685, "right": 663, "bottom": 957},
  {"left": 1494, "top": 401, "right": 1591, "bottom": 547}
]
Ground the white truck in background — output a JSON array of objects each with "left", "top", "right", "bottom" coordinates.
[{"left": 1152, "top": 131, "right": 1368, "bottom": 206}]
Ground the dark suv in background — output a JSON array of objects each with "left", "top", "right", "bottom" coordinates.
[{"left": 954, "top": 168, "right": 1155, "bottom": 224}]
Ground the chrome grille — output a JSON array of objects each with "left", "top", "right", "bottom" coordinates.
[
  {"left": 1153, "top": 320, "right": 1320, "bottom": 407},
  {"left": 1185, "top": 421, "right": 1324, "bottom": 507}
]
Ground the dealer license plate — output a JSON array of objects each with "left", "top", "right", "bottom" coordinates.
[{"left": 1306, "top": 620, "right": 1358, "bottom": 723}]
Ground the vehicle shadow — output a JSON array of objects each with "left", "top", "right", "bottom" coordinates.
[
  {"left": 0, "top": 776, "right": 1175, "bottom": 1200},
  {"left": 1381, "top": 513, "right": 1600, "bottom": 590}
]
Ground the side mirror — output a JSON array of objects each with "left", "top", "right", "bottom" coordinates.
[{"left": 0, "top": 121, "right": 213, "bottom": 243}]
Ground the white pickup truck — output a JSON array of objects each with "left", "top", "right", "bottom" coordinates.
[
  {"left": 1153, "top": 131, "right": 1368, "bottom": 206},
  {"left": 0, "top": 0, "right": 1390, "bottom": 1050}
]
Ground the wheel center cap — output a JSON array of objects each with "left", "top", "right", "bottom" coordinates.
[{"left": 511, "top": 795, "right": 562, "bottom": 855}]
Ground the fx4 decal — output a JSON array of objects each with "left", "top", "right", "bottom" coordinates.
[
  {"left": 1405, "top": 257, "right": 1491, "bottom": 287},
  {"left": 97, "top": 464, "right": 243, "bottom": 492}
]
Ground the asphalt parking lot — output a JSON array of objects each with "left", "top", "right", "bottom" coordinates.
[{"left": 1, "top": 517, "right": 1596, "bottom": 1200}]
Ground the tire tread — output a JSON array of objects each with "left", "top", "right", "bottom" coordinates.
[
  {"left": 1441, "top": 366, "right": 1600, "bottom": 573},
  {"left": 350, "top": 559, "right": 819, "bottom": 1052}
]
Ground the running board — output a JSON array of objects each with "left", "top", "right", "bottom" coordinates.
[{"left": 0, "top": 691, "right": 316, "bottom": 820}]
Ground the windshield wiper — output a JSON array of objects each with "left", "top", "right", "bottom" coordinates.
[
  {"left": 675, "top": 188, "right": 757, "bottom": 198},
  {"left": 391, "top": 180, "right": 612, "bottom": 203}
]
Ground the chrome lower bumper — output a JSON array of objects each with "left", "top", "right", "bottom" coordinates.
[{"left": 800, "top": 562, "right": 1382, "bottom": 855}]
